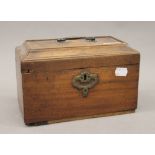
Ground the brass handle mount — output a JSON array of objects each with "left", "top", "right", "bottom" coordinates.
[{"left": 57, "top": 37, "right": 96, "bottom": 43}]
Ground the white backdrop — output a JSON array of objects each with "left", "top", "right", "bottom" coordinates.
[{"left": 0, "top": 21, "right": 155, "bottom": 133}]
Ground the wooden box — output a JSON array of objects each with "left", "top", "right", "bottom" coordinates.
[{"left": 15, "top": 36, "right": 140, "bottom": 126}]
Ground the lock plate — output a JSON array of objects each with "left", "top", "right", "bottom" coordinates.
[{"left": 72, "top": 71, "right": 98, "bottom": 97}]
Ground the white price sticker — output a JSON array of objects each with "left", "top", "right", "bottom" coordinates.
[{"left": 115, "top": 67, "right": 128, "bottom": 76}]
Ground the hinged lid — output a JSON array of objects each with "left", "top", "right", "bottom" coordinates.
[
  {"left": 24, "top": 36, "right": 125, "bottom": 50},
  {"left": 17, "top": 36, "right": 140, "bottom": 73}
]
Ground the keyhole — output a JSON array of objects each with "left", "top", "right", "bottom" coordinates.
[{"left": 84, "top": 74, "right": 87, "bottom": 81}]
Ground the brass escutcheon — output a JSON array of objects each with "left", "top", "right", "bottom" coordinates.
[{"left": 72, "top": 71, "right": 98, "bottom": 97}]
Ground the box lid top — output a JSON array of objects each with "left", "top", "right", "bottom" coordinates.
[
  {"left": 18, "top": 36, "right": 140, "bottom": 71},
  {"left": 24, "top": 36, "right": 126, "bottom": 50}
]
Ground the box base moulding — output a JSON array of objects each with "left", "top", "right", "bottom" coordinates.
[{"left": 26, "top": 109, "right": 135, "bottom": 126}]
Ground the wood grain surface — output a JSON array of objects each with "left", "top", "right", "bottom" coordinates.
[{"left": 15, "top": 36, "right": 140, "bottom": 125}]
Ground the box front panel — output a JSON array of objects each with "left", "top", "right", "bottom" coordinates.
[{"left": 22, "top": 64, "right": 139, "bottom": 124}]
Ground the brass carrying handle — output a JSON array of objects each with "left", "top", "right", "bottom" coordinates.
[
  {"left": 57, "top": 37, "right": 96, "bottom": 43},
  {"left": 72, "top": 71, "right": 98, "bottom": 97}
]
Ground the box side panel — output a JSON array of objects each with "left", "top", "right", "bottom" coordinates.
[
  {"left": 22, "top": 63, "right": 139, "bottom": 124},
  {"left": 15, "top": 47, "right": 24, "bottom": 115}
]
